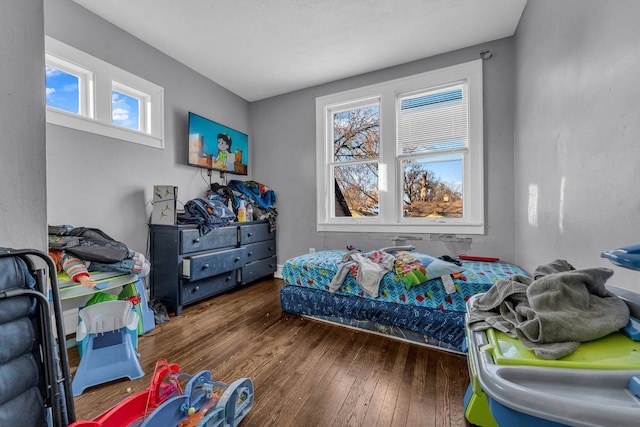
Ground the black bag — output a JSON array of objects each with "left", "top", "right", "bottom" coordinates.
[
  {"left": 65, "top": 227, "right": 129, "bottom": 263},
  {"left": 210, "top": 183, "right": 237, "bottom": 212}
]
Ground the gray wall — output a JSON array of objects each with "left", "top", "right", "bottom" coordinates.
[
  {"left": 44, "top": 0, "right": 250, "bottom": 256},
  {"left": 251, "top": 38, "right": 517, "bottom": 264},
  {"left": 514, "top": 0, "right": 640, "bottom": 291},
  {"left": 0, "top": 1, "right": 47, "bottom": 251},
  {"left": 6, "top": 0, "right": 637, "bottom": 295}
]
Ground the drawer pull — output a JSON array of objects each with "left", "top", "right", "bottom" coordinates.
[
  {"left": 226, "top": 275, "right": 231, "bottom": 281},
  {"left": 193, "top": 238, "right": 200, "bottom": 243},
  {"left": 202, "top": 263, "right": 210, "bottom": 270},
  {"left": 269, "top": 264, "right": 275, "bottom": 268},
  {"left": 191, "top": 286, "right": 200, "bottom": 293},
  {"left": 268, "top": 246, "right": 273, "bottom": 251},
  {"left": 247, "top": 232, "right": 253, "bottom": 237},
  {"left": 234, "top": 257, "right": 241, "bottom": 262},
  {"left": 248, "top": 251, "right": 253, "bottom": 256}
]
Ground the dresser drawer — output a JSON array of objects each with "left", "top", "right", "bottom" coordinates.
[
  {"left": 182, "top": 247, "right": 245, "bottom": 281},
  {"left": 239, "top": 222, "right": 275, "bottom": 245},
  {"left": 181, "top": 272, "right": 237, "bottom": 305},
  {"left": 180, "top": 226, "right": 238, "bottom": 254},
  {"left": 240, "top": 255, "right": 277, "bottom": 285},
  {"left": 244, "top": 240, "right": 276, "bottom": 263},
  {"left": 150, "top": 221, "right": 276, "bottom": 316}
]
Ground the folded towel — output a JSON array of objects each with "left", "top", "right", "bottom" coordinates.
[{"left": 468, "top": 259, "right": 630, "bottom": 359}]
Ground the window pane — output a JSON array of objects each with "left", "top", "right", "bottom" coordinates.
[
  {"left": 402, "top": 154, "right": 463, "bottom": 218},
  {"left": 334, "top": 163, "right": 379, "bottom": 217},
  {"left": 45, "top": 66, "right": 80, "bottom": 114},
  {"left": 398, "top": 85, "right": 467, "bottom": 155},
  {"left": 332, "top": 105, "right": 380, "bottom": 163},
  {"left": 112, "top": 90, "right": 140, "bottom": 131}
]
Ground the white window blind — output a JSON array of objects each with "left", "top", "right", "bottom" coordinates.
[{"left": 397, "top": 84, "right": 467, "bottom": 155}]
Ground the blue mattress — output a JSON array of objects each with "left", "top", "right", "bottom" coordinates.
[
  {"left": 280, "top": 251, "right": 527, "bottom": 352},
  {"left": 280, "top": 285, "right": 468, "bottom": 351}
]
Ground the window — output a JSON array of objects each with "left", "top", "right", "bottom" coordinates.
[
  {"left": 397, "top": 85, "right": 466, "bottom": 219},
  {"left": 316, "top": 60, "right": 484, "bottom": 234},
  {"left": 45, "top": 65, "right": 82, "bottom": 115},
  {"left": 112, "top": 83, "right": 144, "bottom": 131},
  {"left": 45, "top": 36, "right": 164, "bottom": 149},
  {"left": 332, "top": 100, "right": 380, "bottom": 217}
]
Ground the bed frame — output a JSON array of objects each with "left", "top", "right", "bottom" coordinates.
[{"left": 280, "top": 250, "right": 526, "bottom": 353}]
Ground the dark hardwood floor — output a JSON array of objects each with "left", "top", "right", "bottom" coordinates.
[{"left": 69, "top": 278, "right": 472, "bottom": 426}]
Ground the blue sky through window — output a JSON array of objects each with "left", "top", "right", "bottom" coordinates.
[
  {"left": 427, "top": 158, "right": 462, "bottom": 189},
  {"left": 45, "top": 66, "right": 79, "bottom": 114},
  {"left": 112, "top": 90, "right": 140, "bottom": 131},
  {"left": 406, "top": 154, "right": 463, "bottom": 190}
]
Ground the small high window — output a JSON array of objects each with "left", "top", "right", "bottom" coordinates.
[
  {"left": 45, "top": 66, "right": 80, "bottom": 114},
  {"left": 45, "top": 36, "right": 164, "bottom": 149},
  {"left": 112, "top": 85, "right": 142, "bottom": 131}
]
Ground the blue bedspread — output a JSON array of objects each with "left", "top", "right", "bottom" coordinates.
[
  {"left": 282, "top": 250, "right": 527, "bottom": 312},
  {"left": 281, "top": 251, "right": 527, "bottom": 352}
]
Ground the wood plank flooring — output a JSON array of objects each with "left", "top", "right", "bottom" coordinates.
[{"left": 68, "top": 278, "right": 472, "bottom": 426}]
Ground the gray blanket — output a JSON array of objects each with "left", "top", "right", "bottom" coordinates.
[{"left": 467, "top": 259, "right": 630, "bottom": 359}]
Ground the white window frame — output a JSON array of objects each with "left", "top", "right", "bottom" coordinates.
[
  {"left": 329, "top": 96, "right": 381, "bottom": 220},
  {"left": 45, "top": 55, "right": 94, "bottom": 117},
  {"left": 316, "top": 60, "right": 484, "bottom": 235},
  {"left": 111, "top": 81, "right": 149, "bottom": 132},
  {"left": 45, "top": 36, "right": 164, "bottom": 149}
]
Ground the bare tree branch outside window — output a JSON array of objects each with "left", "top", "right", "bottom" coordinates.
[{"left": 332, "top": 106, "right": 380, "bottom": 216}]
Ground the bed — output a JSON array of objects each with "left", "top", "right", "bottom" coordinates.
[{"left": 280, "top": 249, "right": 527, "bottom": 354}]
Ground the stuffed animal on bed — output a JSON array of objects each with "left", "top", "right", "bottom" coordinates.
[
  {"left": 394, "top": 251, "right": 466, "bottom": 291},
  {"left": 394, "top": 251, "right": 428, "bottom": 289}
]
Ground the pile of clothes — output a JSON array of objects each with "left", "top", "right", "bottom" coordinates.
[
  {"left": 206, "top": 179, "right": 277, "bottom": 230},
  {"left": 177, "top": 198, "right": 235, "bottom": 235},
  {"left": 179, "top": 180, "right": 277, "bottom": 235},
  {"left": 328, "top": 247, "right": 464, "bottom": 298},
  {"left": 467, "top": 259, "right": 630, "bottom": 359}
]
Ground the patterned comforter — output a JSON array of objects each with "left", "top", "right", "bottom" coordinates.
[{"left": 282, "top": 250, "right": 527, "bottom": 313}]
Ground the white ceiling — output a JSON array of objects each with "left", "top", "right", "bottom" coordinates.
[{"left": 72, "top": 0, "right": 526, "bottom": 102}]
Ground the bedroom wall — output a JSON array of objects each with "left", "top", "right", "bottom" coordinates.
[
  {"left": 250, "top": 37, "right": 517, "bottom": 264},
  {"left": 514, "top": 0, "right": 640, "bottom": 291},
  {"left": 44, "top": 0, "right": 249, "bottom": 257},
  {"left": 0, "top": 1, "right": 48, "bottom": 251}
]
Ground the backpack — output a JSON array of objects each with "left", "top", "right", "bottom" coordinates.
[
  {"left": 208, "top": 183, "right": 237, "bottom": 212},
  {"left": 65, "top": 227, "right": 129, "bottom": 263}
]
